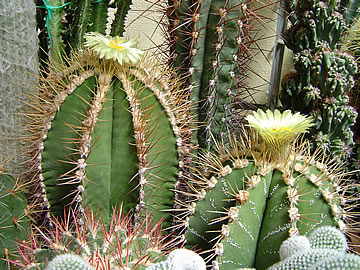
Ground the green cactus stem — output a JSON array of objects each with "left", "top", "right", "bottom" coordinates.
[
  {"left": 23, "top": 36, "right": 193, "bottom": 228},
  {"left": 166, "top": 0, "right": 273, "bottom": 150},
  {"left": 37, "top": 0, "right": 133, "bottom": 63},
  {"left": 172, "top": 110, "right": 358, "bottom": 270},
  {"left": 281, "top": 0, "right": 359, "bottom": 165},
  {"left": 0, "top": 173, "right": 32, "bottom": 269}
]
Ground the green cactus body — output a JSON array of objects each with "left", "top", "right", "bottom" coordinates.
[
  {"left": 11, "top": 207, "right": 172, "bottom": 269},
  {"left": 39, "top": 0, "right": 133, "bottom": 63},
  {"left": 180, "top": 134, "right": 347, "bottom": 270},
  {"left": 281, "top": 0, "right": 358, "bottom": 163},
  {"left": 167, "top": 0, "right": 260, "bottom": 150},
  {"left": 0, "top": 173, "right": 31, "bottom": 269},
  {"left": 25, "top": 50, "right": 192, "bottom": 226}
]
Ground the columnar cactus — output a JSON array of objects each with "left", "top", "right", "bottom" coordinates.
[
  {"left": 280, "top": 0, "right": 359, "bottom": 164},
  {"left": 166, "top": 0, "right": 269, "bottom": 150},
  {"left": 37, "top": 0, "right": 133, "bottom": 63},
  {"left": 23, "top": 32, "right": 193, "bottom": 228},
  {"left": 0, "top": 0, "right": 38, "bottom": 173},
  {"left": 173, "top": 110, "right": 357, "bottom": 269},
  {"left": 268, "top": 226, "right": 360, "bottom": 269}
]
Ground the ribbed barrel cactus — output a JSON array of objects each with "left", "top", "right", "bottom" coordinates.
[
  {"left": 173, "top": 109, "right": 357, "bottom": 269},
  {"left": 23, "top": 32, "right": 193, "bottom": 228}
]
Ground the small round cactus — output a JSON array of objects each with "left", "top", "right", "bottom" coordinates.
[
  {"left": 146, "top": 249, "right": 206, "bottom": 270},
  {"left": 46, "top": 254, "right": 94, "bottom": 270},
  {"left": 268, "top": 226, "right": 360, "bottom": 270}
]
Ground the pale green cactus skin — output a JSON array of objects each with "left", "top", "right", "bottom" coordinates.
[
  {"left": 268, "top": 226, "right": 360, "bottom": 270},
  {"left": 46, "top": 254, "right": 94, "bottom": 270},
  {"left": 145, "top": 249, "right": 206, "bottom": 270}
]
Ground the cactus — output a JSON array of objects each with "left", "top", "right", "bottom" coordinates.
[
  {"left": 171, "top": 109, "right": 358, "bottom": 270},
  {"left": 23, "top": 32, "right": 193, "bottom": 228},
  {"left": 10, "top": 206, "right": 173, "bottom": 269},
  {"left": 166, "top": 0, "right": 274, "bottom": 150},
  {"left": 145, "top": 249, "right": 206, "bottom": 270},
  {"left": 0, "top": 0, "right": 38, "bottom": 174},
  {"left": 267, "top": 226, "right": 360, "bottom": 270},
  {"left": 36, "top": 0, "right": 133, "bottom": 64},
  {"left": 341, "top": 16, "right": 360, "bottom": 179},
  {"left": 280, "top": 0, "right": 359, "bottom": 166},
  {"left": 46, "top": 254, "right": 94, "bottom": 270},
  {"left": 0, "top": 171, "right": 32, "bottom": 269}
]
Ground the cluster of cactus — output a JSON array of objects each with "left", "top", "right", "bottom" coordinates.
[
  {"left": 1, "top": 1, "right": 360, "bottom": 270},
  {"left": 280, "top": 0, "right": 359, "bottom": 163},
  {"left": 268, "top": 226, "right": 360, "bottom": 269},
  {"left": 341, "top": 15, "right": 360, "bottom": 178},
  {"left": 36, "top": 0, "right": 132, "bottom": 64},
  {"left": 10, "top": 206, "right": 175, "bottom": 269}
]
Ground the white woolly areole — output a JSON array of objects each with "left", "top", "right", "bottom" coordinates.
[{"left": 279, "top": 235, "right": 311, "bottom": 260}]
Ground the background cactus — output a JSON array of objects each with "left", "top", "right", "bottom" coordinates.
[
  {"left": 0, "top": 0, "right": 38, "bottom": 174},
  {"left": 280, "top": 0, "right": 359, "bottom": 166},
  {"left": 166, "top": 0, "right": 276, "bottom": 150},
  {"left": 36, "top": 0, "right": 133, "bottom": 64},
  {"left": 268, "top": 226, "right": 360, "bottom": 270},
  {"left": 0, "top": 171, "right": 32, "bottom": 269}
]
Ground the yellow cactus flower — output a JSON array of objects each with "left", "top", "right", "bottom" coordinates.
[
  {"left": 84, "top": 32, "right": 144, "bottom": 65},
  {"left": 246, "top": 109, "right": 314, "bottom": 159}
]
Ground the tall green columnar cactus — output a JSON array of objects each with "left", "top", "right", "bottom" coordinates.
[
  {"left": 280, "top": 0, "right": 359, "bottom": 164},
  {"left": 173, "top": 110, "right": 358, "bottom": 269},
  {"left": 166, "top": 0, "right": 267, "bottom": 150},
  {"left": 38, "top": 0, "right": 132, "bottom": 64},
  {"left": 0, "top": 171, "right": 32, "bottom": 269},
  {"left": 23, "top": 32, "right": 193, "bottom": 228},
  {"left": 0, "top": 0, "right": 38, "bottom": 174}
]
